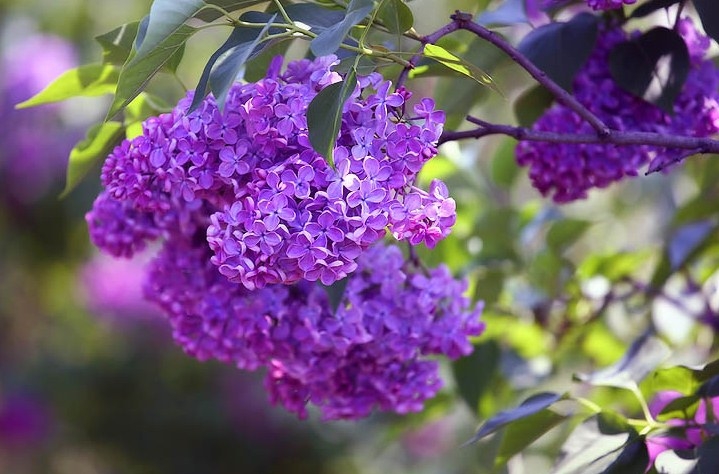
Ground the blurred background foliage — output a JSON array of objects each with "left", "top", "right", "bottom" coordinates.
[{"left": 1, "top": 0, "right": 719, "bottom": 472}]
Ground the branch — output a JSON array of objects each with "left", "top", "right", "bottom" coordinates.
[{"left": 439, "top": 117, "right": 719, "bottom": 173}]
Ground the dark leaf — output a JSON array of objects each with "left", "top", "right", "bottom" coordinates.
[
  {"left": 310, "top": 0, "right": 374, "bottom": 57},
  {"left": 476, "top": 0, "right": 527, "bottom": 27},
  {"left": 377, "top": 0, "right": 413, "bottom": 34},
  {"left": 691, "top": 436, "right": 719, "bottom": 473},
  {"left": 195, "top": 0, "right": 270, "bottom": 22},
  {"left": 602, "top": 439, "right": 649, "bottom": 474},
  {"left": 668, "top": 220, "right": 716, "bottom": 270},
  {"left": 283, "top": 3, "right": 346, "bottom": 31},
  {"left": 307, "top": 68, "right": 357, "bottom": 168},
  {"left": 630, "top": 0, "right": 680, "bottom": 19},
  {"left": 554, "top": 413, "right": 636, "bottom": 474},
  {"left": 320, "top": 278, "right": 349, "bottom": 314},
  {"left": 495, "top": 408, "right": 567, "bottom": 467},
  {"left": 514, "top": 85, "right": 554, "bottom": 127},
  {"left": 452, "top": 340, "right": 501, "bottom": 413},
  {"left": 107, "top": 24, "right": 196, "bottom": 119},
  {"left": 657, "top": 394, "right": 700, "bottom": 421},
  {"left": 693, "top": 0, "right": 719, "bottom": 45},
  {"left": 609, "top": 27, "right": 690, "bottom": 113},
  {"left": 95, "top": 22, "right": 141, "bottom": 65},
  {"left": 697, "top": 374, "right": 719, "bottom": 398},
  {"left": 465, "top": 392, "right": 565, "bottom": 444},
  {"left": 61, "top": 122, "right": 125, "bottom": 198},
  {"left": 574, "top": 332, "right": 670, "bottom": 390},
  {"left": 518, "top": 12, "right": 599, "bottom": 91},
  {"left": 16, "top": 64, "right": 118, "bottom": 108}
]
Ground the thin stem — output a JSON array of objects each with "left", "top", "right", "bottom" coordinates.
[
  {"left": 272, "top": 0, "right": 294, "bottom": 26},
  {"left": 438, "top": 117, "right": 719, "bottom": 167}
]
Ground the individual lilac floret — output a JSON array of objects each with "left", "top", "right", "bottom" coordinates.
[
  {"left": 100, "top": 55, "right": 450, "bottom": 290},
  {"left": 516, "top": 19, "right": 719, "bottom": 203},
  {"left": 144, "top": 238, "right": 484, "bottom": 420}
]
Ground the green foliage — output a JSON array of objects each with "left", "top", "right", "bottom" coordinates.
[
  {"left": 16, "top": 64, "right": 119, "bottom": 108},
  {"left": 377, "top": 0, "right": 414, "bottom": 35}
]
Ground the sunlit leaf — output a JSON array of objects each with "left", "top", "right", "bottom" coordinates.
[
  {"left": 61, "top": 122, "right": 125, "bottom": 198},
  {"left": 574, "top": 332, "right": 670, "bottom": 390},
  {"left": 422, "top": 44, "right": 499, "bottom": 93},
  {"left": 307, "top": 68, "right": 357, "bottom": 168},
  {"left": 16, "top": 64, "right": 118, "bottom": 109}
]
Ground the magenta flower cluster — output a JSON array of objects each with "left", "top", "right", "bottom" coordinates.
[
  {"left": 586, "top": 0, "right": 635, "bottom": 10},
  {"left": 87, "top": 56, "right": 483, "bottom": 419},
  {"left": 146, "top": 237, "right": 483, "bottom": 420},
  {"left": 516, "top": 19, "right": 719, "bottom": 202},
  {"left": 645, "top": 390, "right": 719, "bottom": 469}
]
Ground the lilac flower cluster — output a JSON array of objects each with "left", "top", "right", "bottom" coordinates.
[
  {"left": 145, "top": 235, "right": 483, "bottom": 420},
  {"left": 88, "top": 56, "right": 483, "bottom": 419},
  {"left": 99, "top": 55, "right": 450, "bottom": 290},
  {"left": 645, "top": 390, "right": 719, "bottom": 469},
  {"left": 516, "top": 19, "right": 719, "bottom": 202},
  {"left": 0, "top": 34, "right": 81, "bottom": 203},
  {"left": 586, "top": 0, "right": 635, "bottom": 10}
]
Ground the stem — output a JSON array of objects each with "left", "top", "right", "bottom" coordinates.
[
  {"left": 438, "top": 116, "right": 719, "bottom": 169},
  {"left": 272, "top": 0, "right": 294, "bottom": 26}
]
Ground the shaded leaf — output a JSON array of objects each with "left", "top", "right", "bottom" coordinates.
[
  {"left": 668, "top": 220, "right": 716, "bottom": 270},
  {"left": 554, "top": 413, "right": 636, "bottom": 474},
  {"left": 61, "top": 122, "right": 125, "bottom": 198},
  {"left": 495, "top": 408, "right": 567, "bottom": 467},
  {"left": 574, "top": 332, "right": 670, "bottom": 390},
  {"left": 191, "top": 12, "right": 276, "bottom": 112},
  {"left": 465, "top": 392, "right": 565, "bottom": 444},
  {"left": 16, "top": 64, "right": 118, "bottom": 109},
  {"left": 603, "top": 439, "right": 649, "bottom": 474},
  {"left": 195, "top": 0, "right": 270, "bottom": 22},
  {"left": 630, "top": 0, "right": 680, "bottom": 19},
  {"left": 95, "top": 22, "right": 140, "bottom": 65},
  {"left": 491, "top": 138, "right": 521, "bottom": 188},
  {"left": 422, "top": 44, "right": 498, "bottom": 93},
  {"left": 476, "top": 0, "right": 527, "bottom": 27},
  {"left": 657, "top": 394, "right": 700, "bottom": 421},
  {"left": 692, "top": 436, "right": 719, "bottom": 473},
  {"left": 546, "top": 219, "right": 590, "bottom": 253},
  {"left": 452, "top": 340, "right": 501, "bottom": 413},
  {"left": 694, "top": 0, "right": 719, "bottom": 45},
  {"left": 697, "top": 374, "right": 719, "bottom": 398},
  {"left": 518, "top": 12, "right": 599, "bottom": 91},
  {"left": 320, "top": 278, "right": 349, "bottom": 315},
  {"left": 514, "top": 85, "right": 554, "bottom": 127},
  {"left": 609, "top": 27, "right": 690, "bottom": 113},
  {"left": 377, "top": 0, "right": 413, "bottom": 34},
  {"left": 307, "top": 68, "right": 357, "bottom": 168},
  {"left": 107, "top": 24, "right": 196, "bottom": 119},
  {"left": 310, "top": 0, "right": 374, "bottom": 57}
]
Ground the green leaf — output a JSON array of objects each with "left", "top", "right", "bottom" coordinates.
[
  {"left": 452, "top": 340, "right": 501, "bottom": 413},
  {"left": 547, "top": 219, "right": 590, "bottom": 253},
  {"left": 490, "top": 138, "right": 521, "bottom": 188},
  {"left": 61, "top": 122, "right": 125, "bottom": 198},
  {"left": 574, "top": 332, "right": 670, "bottom": 390},
  {"left": 518, "top": 12, "right": 599, "bottom": 91},
  {"left": 377, "top": 0, "right": 413, "bottom": 34},
  {"left": 465, "top": 392, "right": 565, "bottom": 445},
  {"left": 320, "top": 278, "right": 349, "bottom": 315},
  {"left": 602, "top": 439, "right": 649, "bottom": 474},
  {"left": 195, "top": 0, "right": 270, "bottom": 21},
  {"left": 514, "top": 85, "right": 554, "bottom": 127},
  {"left": 125, "top": 92, "right": 172, "bottom": 138},
  {"left": 310, "top": 0, "right": 374, "bottom": 57},
  {"left": 135, "top": 0, "right": 205, "bottom": 59},
  {"left": 422, "top": 44, "right": 499, "bottom": 93},
  {"left": 15, "top": 64, "right": 118, "bottom": 109},
  {"left": 307, "top": 68, "right": 358, "bottom": 168},
  {"left": 629, "top": 0, "right": 680, "bottom": 19},
  {"left": 694, "top": 0, "right": 719, "bottom": 45},
  {"left": 609, "top": 27, "right": 690, "bottom": 113},
  {"left": 95, "top": 22, "right": 141, "bottom": 65},
  {"left": 554, "top": 413, "right": 637, "bottom": 474},
  {"left": 107, "top": 24, "right": 196, "bottom": 119},
  {"left": 495, "top": 408, "right": 567, "bottom": 467}
]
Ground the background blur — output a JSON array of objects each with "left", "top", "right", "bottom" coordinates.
[{"left": 1, "top": 0, "right": 717, "bottom": 473}]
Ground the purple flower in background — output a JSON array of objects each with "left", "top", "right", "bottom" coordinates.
[
  {"left": 586, "top": 0, "right": 636, "bottom": 10},
  {"left": 0, "top": 392, "right": 52, "bottom": 448},
  {"left": 0, "top": 33, "right": 82, "bottom": 203},
  {"left": 516, "top": 19, "right": 719, "bottom": 202}
]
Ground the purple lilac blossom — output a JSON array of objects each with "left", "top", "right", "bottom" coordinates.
[
  {"left": 586, "top": 0, "right": 635, "bottom": 10},
  {"left": 0, "top": 34, "right": 79, "bottom": 203},
  {"left": 99, "top": 55, "right": 451, "bottom": 290},
  {"left": 516, "top": 19, "right": 719, "bottom": 203},
  {"left": 0, "top": 392, "right": 52, "bottom": 448},
  {"left": 645, "top": 390, "right": 719, "bottom": 470},
  {"left": 144, "top": 235, "right": 484, "bottom": 420}
]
